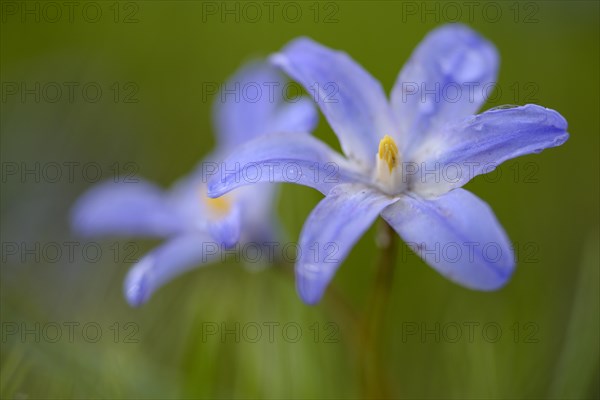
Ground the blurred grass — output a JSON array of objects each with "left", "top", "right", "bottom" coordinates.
[{"left": 1, "top": 1, "right": 599, "bottom": 399}]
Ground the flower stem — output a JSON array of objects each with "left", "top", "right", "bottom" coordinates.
[{"left": 363, "top": 219, "right": 398, "bottom": 398}]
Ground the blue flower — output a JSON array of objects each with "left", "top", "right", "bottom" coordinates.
[
  {"left": 208, "top": 24, "right": 569, "bottom": 304},
  {"left": 71, "top": 62, "right": 318, "bottom": 306}
]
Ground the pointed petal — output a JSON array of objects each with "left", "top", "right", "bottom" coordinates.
[
  {"left": 271, "top": 37, "right": 396, "bottom": 167},
  {"left": 206, "top": 202, "right": 242, "bottom": 248},
  {"left": 296, "top": 184, "right": 396, "bottom": 304},
  {"left": 382, "top": 189, "right": 514, "bottom": 290},
  {"left": 391, "top": 24, "right": 499, "bottom": 155},
  {"left": 408, "top": 104, "right": 569, "bottom": 197},
  {"left": 124, "top": 233, "right": 217, "bottom": 306},
  {"left": 214, "top": 61, "right": 280, "bottom": 147},
  {"left": 71, "top": 180, "right": 184, "bottom": 238},
  {"left": 214, "top": 61, "right": 317, "bottom": 149},
  {"left": 207, "top": 133, "right": 367, "bottom": 197}
]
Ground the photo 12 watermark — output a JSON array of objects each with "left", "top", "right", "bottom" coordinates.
[
  {"left": 1, "top": 2, "right": 140, "bottom": 24},
  {"left": 200, "top": 1, "right": 340, "bottom": 24},
  {"left": 1, "top": 81, "right": 139, "bottom": 104},
  {"left": 399, "top": 80, "right": 540, "bottom": 106},
  {"left": 201, "top": 80, "right": 339, "bottom": 104},
  {"left": 200, "top": 321, "right": 340, "bottom": 343},
  {"left": 399, "top": 321, "right": 540, "bottom": 343},
  {"left": 200, "top": 160, "right": 545, "bottom": 188},
  {"left": 1, "top": 321, "right": 140, "bottom": 343},
  {"left": 400, "top": 241, "right": 540, "bottom": 265},
  {"left": 399, "top": 2, "right": 540, "bottom": 24},
  {"left": 200, "top": 240, "right": 339, "bottom": 264},
  {"left": 1, "top": 162, "right": 140, "bottom": 184},
  {"left": 1, "top": 241, "right": 140, "bottom": 265}
]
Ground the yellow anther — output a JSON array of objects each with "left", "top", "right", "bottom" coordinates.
[
  {"left": 202, "top": 190, "right": 231, "bottom": 216},
  {"left": 378, "top": 135, "right": 399, "bottom": 173}
]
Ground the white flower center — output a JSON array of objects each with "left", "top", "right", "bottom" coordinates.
[{"left": 374, "top": 135, "right": 404, "bottom": 195}]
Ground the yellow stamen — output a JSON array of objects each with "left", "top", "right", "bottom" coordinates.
[
  {"left": 202, "top": 190, "right": 231, "bottom": 216},
  {"left": 378, "top": 135, "right": 399, "bottom": 173}
]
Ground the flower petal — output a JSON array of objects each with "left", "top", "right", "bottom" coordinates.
[
  {"left": 408, "top": 104, "right": 569, "bottom": 197},
  {"left": 382, "top": 189, "right": 514, "bottom": 290},
  {"left": 296, "top": 184, "right": 396, "bottom": 304},
  {"left": 124, "top": 233, "right": 218, "bottom": 306},
  {"left": 206, "top": 202, "right": 242, "bottom": 248},
  {"left": 71, "top": 180, "right": 184, "bottom": 238},
  {"left": 267, "top": 96, "right": 318, "bottom": 135},
  {"left": 235, "top": 183, "right": 279, "bottom": 242},
  {"left": 207, "top": 133, "right": 366, "bottom": 197},
  {"left": 271, "top": 37, "right": 397, "bottom": 168},
  {"left": 166, "top": 170, "right": 240, "bottom": 242},
  {"left": 391, "top": 24, "right": 499, "bottom": 155},
  {"left": 214, "top": 61, "right": 317, "bottom": 149},
  {"left": 213, "top": 62, "right": 280, "bottom": 147}
]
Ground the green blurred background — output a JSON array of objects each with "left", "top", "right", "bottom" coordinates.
[{"left": 1, "top": 1, "right": 598, "bottom": 398}]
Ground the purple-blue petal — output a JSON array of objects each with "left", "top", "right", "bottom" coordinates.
[
  {"left": 271, "top": 37, "right": 397, "bottom": 167},
  {"left": 71, "top": 180, "right": 185, "bottom": 238},
  {"left": 296, "top": 184, "right": 396, "bottom": 304},
  {"left": 206, "top": 203, "right": 242, "bottom": 248},
  {"left": 235, "top": 183, "right": 279, "bottom": 241},
  {"left": 213, "top": 61, "right": 317, "bottom": 150},
  {"left": 408, "top": 104, "right": 569, "bottom": 197},
  {"left": 124, "top": 233, "right": 217, "bottom": 306},
  {"left": 391, "top": 23, "right": 499, "bottom": 155},
  {"left": 266, "top": 97, "right": 318, "bottom": 135},
  {"left": 207, "top": 133, "right": 367, "bottom": 197},
  {"left": 382, "top": 189, "right": 514, "bottom": 290}
]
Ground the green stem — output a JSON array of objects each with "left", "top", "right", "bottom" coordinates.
[
  {"left": 363, "top": 219, "right": 398, "bottom": 398},
  {"left": 274, "top": 220, "right": 398, "bottom": 398}
]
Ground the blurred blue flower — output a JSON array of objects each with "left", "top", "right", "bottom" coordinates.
[
  {"left": 71, "top": 62, "right": 318, "bottom": 306},
  {"left": 208, "top": 24, "right": 569, "bottom": 304}
]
